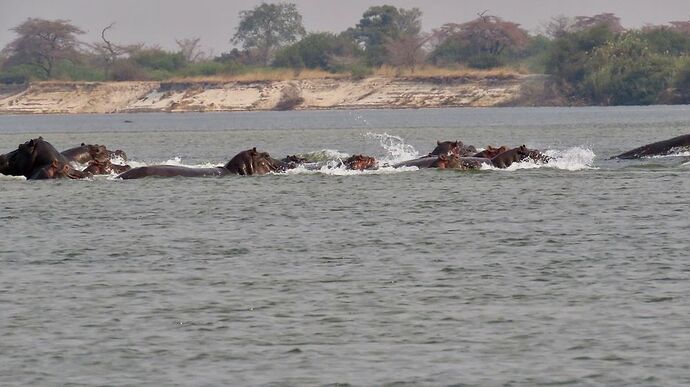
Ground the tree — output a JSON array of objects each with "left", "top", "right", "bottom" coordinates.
[
  {"left": 543, "top": 15, "right": 575, "bottom": 38},
  {"left": 348, "top": 5, "right": 423, "bottom": 66},
  {"left": 2, "top": 18, "right": 84, "bottom": 78},
  {"left": 384, "top": 33, "right": 430, "bottom": 70},
  {"left": 545, "top": 24, "right": 615, "bottom": 92},
  {"left": 91, "top": 23, "right": 142, "bottom": 78},
  {"left": 430, "top": 14, "right": 529, "bottom": 68},
  {"left": 176, "top": 37, "right": 206, "bottom": 63},
  {"left": 572, "top": 13, "right": 624, "bottom": 34},
  {"left": 273, "top": 32, "right": 361, "bottom": 70},
  {"left": 231, "top": 2, "right": 305, "bottom": 66}
]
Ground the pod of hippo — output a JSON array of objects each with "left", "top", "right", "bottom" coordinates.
[{"left": 0, "top": 135, "right": 688, "bottom": 180}]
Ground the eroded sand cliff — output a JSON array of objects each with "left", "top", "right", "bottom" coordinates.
[{"left": 0, "top": 75, "right": 527, "bottom": 114}]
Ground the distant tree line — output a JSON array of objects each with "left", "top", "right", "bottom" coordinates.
[{"left": 2, "top": 3, "right": 690, "bottom": 105}]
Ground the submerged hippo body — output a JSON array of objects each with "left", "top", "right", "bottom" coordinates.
[
  {"left": 117, "top": 165, "right": 228, "bottom": 179},
  {"left": 612, "top": 134, "right": 690, "bottom": 159},
  {"left": 83, "top": 160, "right": 132, "bottom": 175},
  {"left": 117, "top": 148, "right": 279, "bottom": 179}
]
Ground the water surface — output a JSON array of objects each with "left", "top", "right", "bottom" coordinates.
[{"left": 1, "top": 107, "right": 689, "bottom": 386}]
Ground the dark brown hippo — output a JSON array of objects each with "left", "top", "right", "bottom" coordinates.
[
  {"left": 611, "top": 134, "right": 690, "bottom": 159},
  {"left": 61, "top": 143, "right": 127, "bottom": 164},
  {"left": 116, "top": 148, "right": 280, "bottom": 179},
  {"left": 473, "top": 145, "right": 510, "bottom": 159},
  {"left": 429, "top": 140, "right": 477, "bottom": 157},
  {"left": 432, "top": 154, "right": 461, "bottom": 169},
  {"left": 489, "top": 145, "right": 549, "bottom": 168},
  {"left": 83, "top": 159, "right": 132, "bottom": 175},
  {"left": 279, "top": 155, "right": 308, "bottom": 170},
  {"left": 393, "top": 153, "right": 490, "bottom": 170},
  {"left": 28, "top": 160, "right": 83, "bottom": 180},
  {"left": 344, "top": 154, "right": 378, "bottom": 170},
  {"left": 0, "top": 137, "right": 89, "bottom": 179}
]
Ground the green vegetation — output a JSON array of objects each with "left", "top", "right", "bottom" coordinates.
[{"left": 2, "top": 4, "right": 690, "bottom": 105}]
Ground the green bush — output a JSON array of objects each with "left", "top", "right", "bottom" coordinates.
[
  {"left": 131, "top": 49, "right": 186, "bottom": 72},
  {"left": 0, "top": 64, "right": 43, "bottom": 83},
  {"left": 180, "top": 61, "right": 242, "bottom": 77},
  {"left": 53, "top": 60, "right": 106, "bottom": 81},
  {"left": 349, "top": 64, "right": 373, "bottom": 79},
  {"left": 110, "top": 60, "right": 148, "bottom": 81},
  {"left": 570, "top": 33, "right": 672, "bottom": 105}
]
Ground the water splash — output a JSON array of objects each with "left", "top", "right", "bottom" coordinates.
[
  {"left": 544, "top": 147, "right": 597, "bottom": 171},
  {"left": 0, "top": 173, "right": 27, "bottom": 181},
  {"left": 364, "top": 132, "right": 419, "bottom": 165}
]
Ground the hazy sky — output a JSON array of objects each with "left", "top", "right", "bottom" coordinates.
[{"left": 2, "top": 0, "right": 690, "bottom": 54}]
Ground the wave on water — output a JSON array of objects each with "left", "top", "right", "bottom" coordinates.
[{"left": 650, "top": 149, "right": 690, "bottom": 158}]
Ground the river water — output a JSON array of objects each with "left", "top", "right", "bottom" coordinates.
[{"left": 1, "top": 107, "right": 689, "bottom": 386}]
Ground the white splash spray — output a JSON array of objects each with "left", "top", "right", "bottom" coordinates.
[{"left": 364, "top": 132, "right": 419, "bottom": 165}]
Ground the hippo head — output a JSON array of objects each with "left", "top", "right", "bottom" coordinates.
[
  {"left": 109, "top": 149, "right": 128, "bottom": 162},
  {"left": 430, "top": 140, "right": 461, "bottom": 156},
  {"left": 0, "top": 138, "right": 42, "bottom": 177},
  {"left": 224, "top": 147, "right": 280, "bottom": 175},
  {"left": 521, "top": 146, "right": 551, "bottom": 163},
  {"left": 344, "top": 154, "right": 377, "bottom": 170},
  {"left": 88, "top": 144, "right": 110, "bottom": 163},
  {"left": 433, "top": 154, "right": 460, "bottom": 169},
  {"left": 254, "top": 150, "right": 281, "bottom": 174}
]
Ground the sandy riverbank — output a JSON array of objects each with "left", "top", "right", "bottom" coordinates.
[{"left": 0, "top": 75, "right": 538, "bottom": 114}]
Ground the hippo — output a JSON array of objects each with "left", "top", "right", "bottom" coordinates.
[
  {"left": 61, "top": 143, "right": 128, "bottom": 164},
  {"left": 429, "top": 140, "right": 477, "bottom": 157},
  {"left": 83, "top": 159, "right": 132, "bottom": 175},
  {"left": 279, "top": 155, "right": 308, "bottom": 170},
  {"left": 486, "top": 145, "right": 551, "bottom": 168},
  {"left": 116, "top": 148, "right": 280, "bottom": 179},
  {"left": 344, "top": 154, "right": 377, "bottom": 170},
  {"left": 433, "top": 154, "right": 461, "bottom": 169},
  {"left": 611, "top": 134, "right": 690, "bottom": 159},
  {"left": 28, "top": 160, "right": 83, "bottom": 180},
  {"left": 456, "top": 157, "right": 493, "bottom": 169},
  {"left": 0, "top": 137, "right": 89, "bottom": 179},
  {"left": 473, "top": 145, "right": 510, "bottom": 159}
]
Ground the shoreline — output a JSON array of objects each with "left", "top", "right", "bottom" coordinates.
[{"left": 0, "top": 75, "right": 540, "bottom": 115}]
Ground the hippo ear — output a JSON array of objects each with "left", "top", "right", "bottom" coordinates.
[
  {"left": 437, "top": 140, "right": 441, "bottom": 145},
  {"left": 38, "top": 136, "right": 43, "bottom": 140},
  {"left": 81, "top": 143, "right": 86, "bottom": 146}
]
